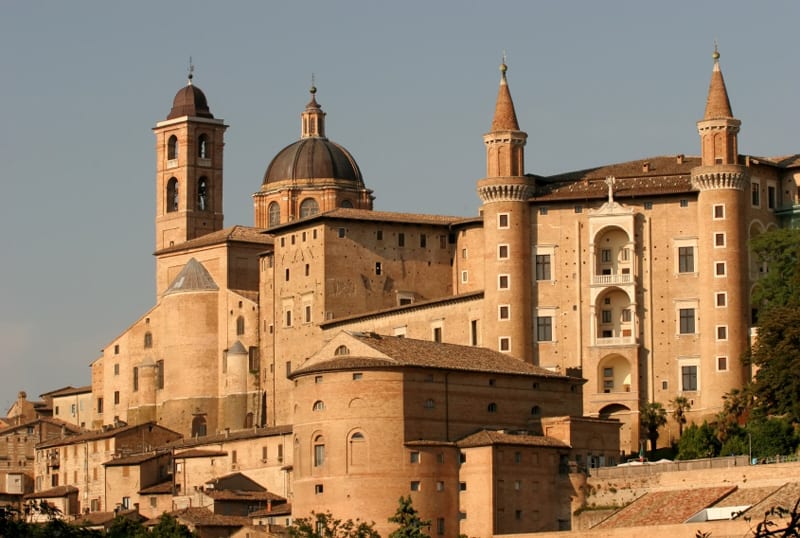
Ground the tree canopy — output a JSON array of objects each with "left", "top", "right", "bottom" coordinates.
[
  {"left": 288, "top": 511, "right": 380, "bottom": 538},
  {"left": 640, "top": 402, "right": 668, "bottom": 453},
  {"left": 388, "top": 496, "right": 430, "bottom": 538}
]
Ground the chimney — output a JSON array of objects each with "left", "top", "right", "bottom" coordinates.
[
  {"left": 676, "top": 154, "right": 684, "bottom": 164},
  {"left": 642, "top": 162, "right": 650, "bottom": 173}
]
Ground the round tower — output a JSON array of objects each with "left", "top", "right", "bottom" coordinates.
[
  {"left": 477, "top": 61, "right": 534, "bottom": 362},
  {"left": 690, "top": 47, "right": 749, "bottom": 411}
]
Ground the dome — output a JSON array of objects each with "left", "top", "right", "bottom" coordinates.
[
  {"left": 262, "top": 137, "right": 363, "bottom": 185},
  {"left": 167, "top": 84, "right": 214, "bottom": 120}
]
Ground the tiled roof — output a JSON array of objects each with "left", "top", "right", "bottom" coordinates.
[
  {"left": 0, "top": 417, "right": 82, "bottom": 437},
  {"left": 155, "top": 225, "right": 272, "bottom": 255},
  {"left": 169, "top": 507, "right": 249, "bottom": 528},
  {"left": 745, "top": 481, "right": 800, "bottom": 517},
  {"left": 104, "top": 450, "right": 168, "bottom": 466},
  {"left": 491, "top": 68, "right": 519, "bottom": 131},
  {"left": 139, "top": 479, "right": 174, "bottom": 495},
  {"left": 457, "top": 429, "right": 570, "bottom": 449},
  {"left": 292, "top": 333, "right": 574, "bottom": 379},
  {"left": 166, "top": 425, "right": 292, "bottom": 450},
  {"left": 250, "top": 503, "right": 292, "bottom": 517},
  {"left": 37, "top": 422, "right": 176, "bottom": 449},
  {"left": 24, "top": 485, "right": 78, "bottom": 499},
  {"left": 77, "top": 509, "right": 144, "bottom": 527},
  {"left": 40, "top": 385, "right": 90, "bottom": 397},
  {"left": 320, "top": 291, "right": 483, "bottom": 328},
  {"left": 267, "top": 207, "right": 464, "bottom": 233},
  {"left": 174, "top": 448, "right": 227, "bottom": 459},
  {"left": 206, "top": 490, "right": 286, "bottom": 502},
  {"left": 594, "top": 486, "right": 736, "bottom": 529}
]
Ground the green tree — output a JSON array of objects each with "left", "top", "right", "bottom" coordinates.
[
  {"left": 748, "top": 417, "right": 799, "bottom": 459},
  {"left": 640, "top": 402, "right": 668, "bottom": 453},
  {"left": 388, "top": 496, "right": 430, "bottom": 538},
  {"left": 750, "top": 228, "right": 800, "bottom": 313},
  {"left": 106, "top": 515, "right": 148, "bottom": 538},
  {"left": 288, "top": 511, "right": 380, "bottom": 538},
  {"left": 671, "top": 395, "right": 692, "bottom": 438},
  {"left": 677, "top": 422, "right": 720, "bottom": 460},
  {"left": 147, "top": 514, "right": 197, "bottom": 538}
]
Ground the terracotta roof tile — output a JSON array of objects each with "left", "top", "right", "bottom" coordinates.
[
  {"left": 168, "top": 506, "right": 249, "bottom": 528},
  {"left": 36, "top": 422, "right": 178, "bottom": 449},
  {"left": 139, "top": 479, "right": 173, "bottom": 495},
  {"left": 491, "top": 68, "right": 519, "bottom": 131},
  {"left": 250, "top": 503, "right": 293, "bottom": 517},
  {"left": 457, "top": 429, "right": 570, "bottom": 449},
  {"left": 268, "top": 208, "right": 463, "bottom": 233},
  {"left": 24, "top": 485, "right": 78, "bottom": 499},
  {"left": 292, "top": 333, "right": 576, "bottom": 379},
  {"left": 104, "top": 450, "right": 168, "bottom": 466},
  {"left": 206, "top": 490, "right": 286, "bottom": 502},
  {"left": 167, "top": 425, "right": 292, "bottom": 450},
  {"left": 155, "top": 225, "right": 271, "bottom": 255}
]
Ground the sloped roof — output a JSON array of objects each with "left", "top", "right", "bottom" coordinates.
[
  {"left": 594, "top": 486, "right": 736, "bottom": 529},
  {"left": 165, "top": 507, "right": 249, "bottom": 528},
  {"left": 490, "top": 64, "right": 519, "bottom": 131},
  {"left": 267, "top": 207, "right": 463, "bottom": 233},
  {"left": 164, "top": 258, "right": 218, "bottom": 295},
  {"left": 167, "top": 424, "right": 292, "bottom": 450},
  {"left": 139, "top": 479, "right": 174, "bottom": 495},
  {"left": 37, "top": 422, "right": 178, "bottom": 449},
  {"left": 291, "top": 332, "right": 574, "bottom": 379},
  {"left": 24, "top": 485, "right": 79, "bottom": 499},
  {"left": 457, "top": 429, "right": 570, "bottom": 449},
  {"left": 155, "top": 225, "right": 271, "bottom": 255},
  {"left": 104, "top": 450, "right": 168, "bottom": 466}
]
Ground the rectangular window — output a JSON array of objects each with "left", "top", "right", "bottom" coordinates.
[
  {"left": 410, "top": 451, "right": 420, "bottom": 464},
  {"left": 437, "top": 518, "right": 445, "bottom": 536},
  {"left": 536, "top": 317, "right": 553, "bottom": 342},
  {"left": 678, "top": 246, "right": 694, "bottom": 273},
  {"left": 499, "top": 337, "right": 510, "bottom": 351},
  {"left": 315, "top": 484, "right": 324, "bottom": 494},
  {"left": 622, "top": 309, "right": 632, "bottom": 322},
  {"left": 314, "top": 444, "right": 325, "bottom": 467},
  {"left": 433, "top": 327, "right": 442, "bottom": 343},
  {"left": 461, "top": 270, "right": 468, "bottom": 283},
  {"left": 420, "top": 234, "right": 427, "bottom": 248},
  {"left": 439, "top": 235, "right": 447, "bottom": 249},
  {"left": 679, "top": 308, "right": 695, "bottom": 334},
  {"left": 375, "top": 262, "right": 382, "bottom": 275},
  {"left": 768, "top": 185, "right": 776, "bottom": 209},
  {"left": 713, "top": 204, "right": 725, "bottom": 219},
  {"left": 338, "top": 228, "right": 346, "bottom": 238},
  {"left": 97, "top": 397, "right": 103, "bottom": 414},
  {"left": 352, "top": 373, "right": 362, "bottom": 380},
  {"left": 498, "top": 244, "right": 509, "bottom": 259},
  {"left": 601, "top": 249, "right": 612, "bottom": 263},
  {"left": 156, "top": 360, "right": 164, "bottom": 389},
  {"left": 305, "top": 305, "right": 312, "bottom": 323},
  {"left": 680, "top": 199, "right": 689, "bottom": 208},
  {"left": 681, "top": 365, "right": 698, "bottom": 391},
  {"left": 644, "top": 201, "right": 653, "bottom": 210},
  {"left": 499, "top": 305, "right": 510, "bottom": 320},
  {"left": 460, "top": 482, "right": 467, "bottom": 491},
  {"left": 114, "top": 363, "right": 119, "bottom": 375},
  {"left": 574, "top": 205, "right": 583, "bottom": 213},
  {"left": 717, "top": 356, "right": 728, "bottom": 371},
  {"left": 376, "top": 230, "right": 383, "bottom": 240},
  {"left": 132, "top": 367, "right": 138, "bottom": 392},
  {"left": 436, "top": 481, "right": 444, "bottom": 491},
  {"left": 752, "top": 183, "right": 760, "bottom": 207},
  {"left": 498, "top": 213, "right": 509, "bottom": 228},
  {"left": 410, "top": 481, "right": 421, "bottom": 491},
  {"left": 285, "top": 310, "right": 292, "bottom": 327},
  {"left": 315, "top": 375, "right": 323, "bottom": 384},
  {"left": 715, "top": 233, "right": 726, "bottom": 247},
  {"left": 470, "top": 320, "right": 478, "bottom": 346},
  {"left": 717, "top": 326, "right": 728, "bottom": 341},
  {"left": 461, "top": 248, "right": 467, "bottom": 259},
  {"left": 285, "top": 361, "right": 292, "bottom": 377},
  {"left": 715, "top": 262, "right": 726, "bottom": 276},
  {"left": 535, "top": 254, "right": 551, "bottom": 281},
  {"left": 498, "top": 275, "right": 509, "bottom": 289},
  {"left": 601, "top": 310, "right": 612, "bottom": 324},
  {"left": 716, "top": 292, "right": 727, "bottom": 307},
  {"left": 539, "top": 207, "right": 548, "bottom": 215},
  {"left": 398, "top": 233, "right": 405, "bottom": 247},
  {"left": 249, "top": 347, "right": 259, "bottom": 372}
]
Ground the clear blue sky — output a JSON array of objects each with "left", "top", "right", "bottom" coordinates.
[{"left": 1, "top": 1, "right": 798, "bottom": 410}]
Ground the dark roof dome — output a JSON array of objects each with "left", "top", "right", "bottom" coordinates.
[
  {"left": 262, "top": 138, "right": 363, "bottom": 185},
  {"left": 168, "top": 83, "right": 214, "bottom": 120}
]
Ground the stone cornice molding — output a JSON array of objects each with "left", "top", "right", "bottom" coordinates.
[
  {"left": 691, "top": 165, "right": 748, "bottom": 191},
  {"left": 477, "top": 179, "right": 533, "bottom": 203}
]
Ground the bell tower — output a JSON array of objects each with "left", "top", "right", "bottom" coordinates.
[
  {"left": 477, "top": 60, "right": 535, "bottom": 362},
  {"left": 154, "top": 69, "right": 227, "bottom": 251}
]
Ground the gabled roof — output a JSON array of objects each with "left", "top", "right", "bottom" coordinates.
[
  {"left": 24, "top": 485, "right": 78, "bottom": 499},
  {"left": 104, "top": 450, "right": 169, "bottom": 466},
  {"left": 42, "top": 385, "right": 92, "bottom": 398},
  {"left": 167, "top": 425, "right": 292, "bottom": 450},
  {"left": 457, "top": 429, "right": 570, "bottom": 449},
  {"left": 292, "top": 332, "right": 576, "bottom": 379},
  {"left": 155, "top": 225, "right": 271, "bottom": 255},
  {"left": 36, "top": 422, "right": 179, "bottom": 449},
  {"left": 161, "top": 507, "right": 249, "bottom": 528},
  {"left": 139, "top": 480, "right": 173, "bottom": 495},
  {"left": 0, "top": 417, "right": 82, "bottom": 437}
]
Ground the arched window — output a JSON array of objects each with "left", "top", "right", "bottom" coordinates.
[
  {"left": 191, "top": 415, "right": 207, "bottom": 437},
  {"left": 312, "top": 400, "right": 325, "bottom": 412},
  {"left": 487, "top": 402, "right": 498, "bottom": 413},
  {"left": 167, "top": 178, "right": 178, "bottom": 212},
  {"left": 313, "top": 435, "right": 325, "bottom": 467},
  {"left": 334, "top": 345, "right": 350, "bottom": 356},
  {"left": 341, "top": 199, "right": 354, "bottom": 208},
  {"left": 167, "top": 135, "right": 178, "bottom": 161},
  {"left": 350, "top": 432, "right": 365, "bottom": 441},
  {"left": 268, "top": 202, "right": 281, "bottom": 227},
  {"left": 531, "top": 405, "right": 541, "bottom": 417},
  {"left": 236, "top": 316, "right": 245, "bottom": 336},
  {"left": 143, "top": 332, "right": 153, "bottom": 349},
  {"left": 244, "top": 412, "right": 254, "bottom": 428},
  {"left": 197, "top": 177, "right": 209, "bottom": 211},
  {"left": 198, "top": 134, "right": 209, "bottom": 159},
  {"left": 300, "top": 198, "right": 319, "bottom": 218}
]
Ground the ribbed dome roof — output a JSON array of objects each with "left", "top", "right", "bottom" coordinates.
[
  {"left": 167, "top": 84, "right": 214, "bottom": 120},
  {"left": 262, "top": 137, "right": 363, "bottom": 185}
]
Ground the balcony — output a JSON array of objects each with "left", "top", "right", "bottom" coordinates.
[
  {"left": 592, "top": 273, "right": 632, "bottom": 286},
  {"left": 595, "top": 335, "right": 635, "bottom": 347}
]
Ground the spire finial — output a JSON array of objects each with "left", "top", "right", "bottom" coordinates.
[
  {"left": 310, "top": 73, "right": 316, "bottom": 95},
  {"left": 500, "top": 50, "right": 508, "bottom": 79},
  {"left": 188, "top": 56, "right": 195, "bottom": 85},
  {"left": 712, "top": 40, "right": 720, "bottom": 61}
]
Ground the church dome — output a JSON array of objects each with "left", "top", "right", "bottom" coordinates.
[
  {"left": 262, "top": 137, "right": 363, "bottom": 185},
  {"left": 168, "top": 83, "right": 214, "bottom": 120}
]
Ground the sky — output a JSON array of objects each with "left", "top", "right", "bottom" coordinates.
[{"left": 1, "top": 1, "right": 799, "bottom": 410}]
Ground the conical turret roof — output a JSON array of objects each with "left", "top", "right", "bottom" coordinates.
[
  {"left": 703, "top": 48, "right": 734, "bottom": 120},
  {"left": 490, "top": 62, "right": 520, "bottom": 131}
]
